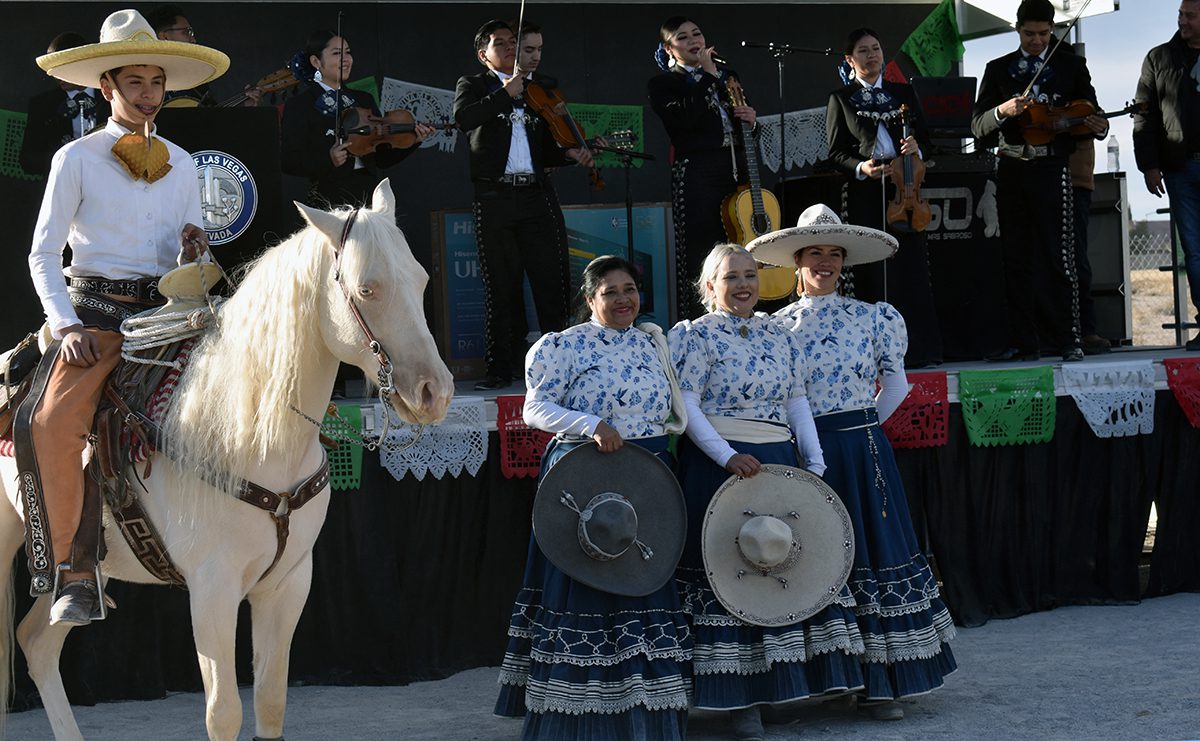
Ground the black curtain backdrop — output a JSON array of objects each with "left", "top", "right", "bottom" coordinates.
[{"left": 9, "top": 393, "right": 1200, "bottom": 708}]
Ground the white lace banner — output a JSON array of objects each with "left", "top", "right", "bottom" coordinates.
[
  {"left": 377, "top": 396, "right": 488, "bottom": 481},
  {"left": 379, "top": 77, "right": 460, "bottom": 153},
  {"left": 1061, "top": 360, "right": 1156, "bottom": 438},
  {"left": 757, "top": 107, "right": 829, "bottom": 174}
]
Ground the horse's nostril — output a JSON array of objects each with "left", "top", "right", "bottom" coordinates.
[{"left": 419, "top": 380, "right": 436, "bottom": 410}]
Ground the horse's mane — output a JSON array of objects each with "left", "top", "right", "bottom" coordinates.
[{"left": 159, "top": 204, "right": 403, "bottom": 495}]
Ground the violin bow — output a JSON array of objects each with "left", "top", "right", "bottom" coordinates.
[
  {"left": 513, "top": 0, "right": 527, "bottom": 79},
  {"left": 335, "top": 10, "right": 346, "bottom": 144},
  {"left": 1020, "top": 0, "right": 1094, "bottom": 99}
]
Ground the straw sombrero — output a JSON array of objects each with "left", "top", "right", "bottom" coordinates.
[
  {"left": 746, "top": 203, "right": 898, "bottom": 268},
  {"left": 533, "top": 443, "right": 686, "bottom": 597},
  {"left": 702, "top": 465, "right": 854, "bottom": 627},
  {"left": 36, "top": 10, "right": 228, "bottom": 91}
]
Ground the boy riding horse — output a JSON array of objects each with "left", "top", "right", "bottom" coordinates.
[{"left": 19, "top": 9, "right": 227, "bottom": 625}]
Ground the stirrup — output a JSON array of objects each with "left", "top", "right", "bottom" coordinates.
[{"left": 50, "top": 563, "right": 109, "bottom": 623}]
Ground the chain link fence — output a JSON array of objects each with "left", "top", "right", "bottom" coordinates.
[
  {"left": 1127, "top": 232, "right": 1182, "bottom": 346},
  {"left": 1129, "top": 233, "right": 1173, "bottom": 272}
]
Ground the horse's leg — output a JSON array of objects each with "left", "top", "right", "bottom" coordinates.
[
  {"left": 16, "top": 597, "right": 83, "bottom": 741},
  {"left": 189, "top": 578, "right": 244, "bottom": 741},
  {"left": 247, "top": 553, "right": 314, "bottom": 741}
]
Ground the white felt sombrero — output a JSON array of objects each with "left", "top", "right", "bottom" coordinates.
[
  {"left": 36, "top": 9, "right": 228, "bottom": 91},
  {"left": 746, "top": 204, "right": 898, "bottom": 268}
]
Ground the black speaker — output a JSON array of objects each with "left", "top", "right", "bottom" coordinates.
[{"left": 1084, "top": 172, "right": 1133, "bottom": 344}]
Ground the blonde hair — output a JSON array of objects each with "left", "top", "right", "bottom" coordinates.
[{"left": 695, "top": 243, "right": 754, "bottom": 312}]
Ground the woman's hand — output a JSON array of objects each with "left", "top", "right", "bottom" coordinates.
[
  {"left": 414, "top": 123, "right": 436, "bottom": 143},
  {"left": 592, "top": 421, "right": 624, "bottom": 453},
  {"left": 899, "top": 135, "right": 919, "bottom": 157},
  {"left": 724, "top": 453, "right": 761, "bottom": 477}
]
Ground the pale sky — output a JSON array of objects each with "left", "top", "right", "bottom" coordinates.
[{"left": 961, "top": 0, "right": 1184, "bottom": 221}]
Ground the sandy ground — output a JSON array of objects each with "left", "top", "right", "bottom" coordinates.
[
  {"left": 1130, "top": 268, "right": 1179, "bottom": 347},
  {"left": 5, "top": 593, "right": 1198, "bottom": 740}
]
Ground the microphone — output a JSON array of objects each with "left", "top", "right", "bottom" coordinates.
[{"left": 710, "top": 51, "right": 732, "bottom": 67}]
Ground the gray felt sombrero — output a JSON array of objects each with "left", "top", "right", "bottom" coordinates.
[
  {"left": 533, "top": 443, "right": 686, "bottom": 597},
  {"left": 746, "top": 203, "right": 898, "bottom": 268},
  {"left": 36, "top": 9, "right": 229, "bottom": 91}
]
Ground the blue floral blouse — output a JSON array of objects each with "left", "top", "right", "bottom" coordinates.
[
  {"left": 668, "top": 310, "right": 808, "bottom": 422},
  {"left": 772, "top": 293, "right": 908, "bottom": 416},
  {"left": 524, "top": 320, "right": 673, "bottom": 439}
]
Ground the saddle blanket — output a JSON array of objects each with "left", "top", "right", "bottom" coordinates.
[{"left": 0, "top": 340, "right": 194, "bottom": 463}]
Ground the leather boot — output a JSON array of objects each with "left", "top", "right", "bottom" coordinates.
[
  {"left": 49, "top": 577, "right": 101, "bottom": 626},
  {"left": 49, "top": 469, "right": 106, "bottom": 626}
]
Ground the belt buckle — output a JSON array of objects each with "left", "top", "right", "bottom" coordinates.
[{"left": 513, "top": 173, "right": 534, "bottom": 186}]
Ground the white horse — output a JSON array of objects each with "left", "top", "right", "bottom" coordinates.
[{"left": 0, "top": 179, "right": 454, "bottom": 740}]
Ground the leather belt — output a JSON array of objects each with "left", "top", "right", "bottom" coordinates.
[
  {"left": 479, "top": 172, "right": 541, "bottom": 187},
  {"left": 69, "top": 275, "right": 162, "bottom": 303}
]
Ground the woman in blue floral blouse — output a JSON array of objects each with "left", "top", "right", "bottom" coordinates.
[
  {"left": 668, "top": 243, "right": 865, "bottom": 741},
  {"left": 495, "top": 256, "right": 692, "bottom": 741},
  {"left": 749, "top": 204, "right": 957, "bottom": 722}
]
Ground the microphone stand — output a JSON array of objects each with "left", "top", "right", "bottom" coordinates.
[
  {"left": 740, "top": 41, "right": 832, "bottom": 220},
  {"left": 589, "top": 142, "right": 655, "bottom": 264}
]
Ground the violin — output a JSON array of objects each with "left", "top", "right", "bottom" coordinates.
[
  {"left": 886, "top": 104, "right": 931, "bottom": 234},
  {"left": 1018, "top": 99, "right": 1147, "bottom": 146},
  {"left": 521, "top": 79, "right": 607, "bottom": 189},
  {"left": 337, "top": 107, "right": 456, "bottom": 157}
]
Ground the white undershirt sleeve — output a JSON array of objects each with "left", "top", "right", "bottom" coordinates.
[
  {"left": 523, "top": 399, "right": 601, "bottom": 439},
  {"left": 875, "top": 367, "right": 910, "bottom": 423},
  {"left": 682, "top": 390, "right": 737, "bottom": 468},
  {"left": 785, "top": 396, "right": 826, "bottom": 476}
]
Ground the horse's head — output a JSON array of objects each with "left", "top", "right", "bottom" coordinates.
[{"left": 296, "top": 180, "right": 453, "bottom": 425}]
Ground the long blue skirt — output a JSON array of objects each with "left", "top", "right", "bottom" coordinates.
[
  {"left": 675, "top": 435, "right": 866, "bottom": 710},
  {"left": 495, "top": 436, "right": 692, "bottom": 741},
  {"left": 815, "top": 408, "right": 958, "bottom": 700}
]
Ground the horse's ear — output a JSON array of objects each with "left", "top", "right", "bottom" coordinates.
[
  {"left": 294, "top": 201, "right": 346, "bottom": 246},
  {"left": 370, "top": 178, "right": 395, "bottom": 215}
]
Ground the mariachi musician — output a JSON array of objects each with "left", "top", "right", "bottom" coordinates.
[
  {"left": 452, "top": 19, "right": 593, "bottom": 392},
  {"left": 281, "top": 29, "right": 433, "bottom": 210},
  {"left": 826, "top": 28, "right": 942, "bottom": 369},
  {"left": 648, "top": 16, "right": 757, "bottom": 321},
  {"left": 971, "top": 0, "right": 1108, "bottom": 363}
]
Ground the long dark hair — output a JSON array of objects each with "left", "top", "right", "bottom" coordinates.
[{"left": 573, "top": 255, "right": 642, "bottom": 324}]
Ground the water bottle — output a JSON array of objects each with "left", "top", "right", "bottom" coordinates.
[{"left": 1107, "top": 136, "right": 1120, "bottom": 173}]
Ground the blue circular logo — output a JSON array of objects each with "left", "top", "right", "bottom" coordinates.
[{"left": 191, "top": 150, "right": 258, "bottom": 245}]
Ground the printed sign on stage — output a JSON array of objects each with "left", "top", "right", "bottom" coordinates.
[{"left": 431, "top": 204, "right": 675, "bottom": 380}]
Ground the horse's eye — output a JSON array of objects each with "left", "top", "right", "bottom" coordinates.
[{"left": 358, "top": 285, "right": 374, "bottom": 298}]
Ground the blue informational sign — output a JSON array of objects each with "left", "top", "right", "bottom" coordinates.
[
  {"left": 433, "top": 204, "right": 674, "bottom": 380},
  {"left": 440, "top": 212, "right": 488, "bottom": 366}
]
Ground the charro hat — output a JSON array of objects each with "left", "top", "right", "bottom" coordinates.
[
  {"left": 746, "top": 203, "right": 898, "bottom": 268},
  {"left": 533, "top": 443, "right": 686, "bottom": 597},
  {"left": 702, "top": 465, "right": 855, "bottom": 627},
  {"left": 36, "top": 9, "right": 229, "bottom": 91}
]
